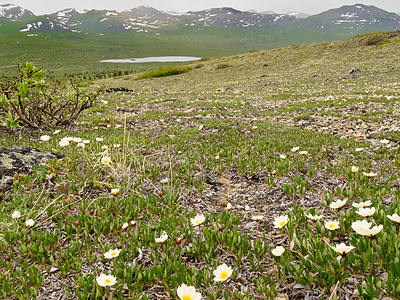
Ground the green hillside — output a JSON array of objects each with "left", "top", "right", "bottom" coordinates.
[{"left": 0, "top": 23, "right": 388, "bottom": 81}]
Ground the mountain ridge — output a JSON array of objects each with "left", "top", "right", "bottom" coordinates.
[{"left": 1, "top": 3, "right": 399, "bottom": 34}]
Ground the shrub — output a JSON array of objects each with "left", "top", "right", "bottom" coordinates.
[
  {"left": 0, "top": 62, "right": 102, "bottom": 129},
  {"left": 135, "top": 66, "right": 192, "bottom": 80},
  {"left": 216, "top": 63, "right": 230, "bottom": 69}
]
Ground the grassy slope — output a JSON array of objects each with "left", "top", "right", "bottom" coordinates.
[
  {"left": 0, "top": 19, "right": 388, "bottom": 80},
  {"left": 1, "top": 32, "right": 400, "bottom": 299}
]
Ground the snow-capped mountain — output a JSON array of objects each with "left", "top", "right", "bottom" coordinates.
[
  {"left": 0, "top": 4, "right": 33, "bottom": 19},
  {"left": 286, "top": 12, "right": 310, "bottom": 19},
  {"left": 182, "top": 7, "right": 298, "bottom": 28},
  {"left": 2, "top": 4, "right": 400, "bottom": 33},
  {"left": 298, "top": 4, "right": 400, "bottom": 29}
]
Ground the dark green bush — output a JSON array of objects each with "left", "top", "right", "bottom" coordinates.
[
  {"left": 135, "top": 66, "right": 192, "bottom": 80},
  {"left": 216, "top": 63, "right": 230, "bottom": 69}
]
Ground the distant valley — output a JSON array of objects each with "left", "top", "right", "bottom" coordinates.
[{"left": 0, "top": 3, "right": 399, "bottom": 79}]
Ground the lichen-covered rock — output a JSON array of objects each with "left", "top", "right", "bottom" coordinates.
[{"left": 0, "top": 147, "right": 63, "bottom": 191}]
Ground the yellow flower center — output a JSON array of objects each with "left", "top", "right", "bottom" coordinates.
[
  {"left": 220, "top": 271, "right": 228, "bottom": 279},
  {"left": 279, "top": 221, "right": 286, "bottom": 227},
  {"left": 111, "top": 252, "right": 116, "bottom": 256},
  {"left": 359, "top": 227, "right": 363, "bottom": 230},
  {"left": 182, "top": 295, "right": 192, "bottom": 300},
  {"left": 329, "top": 224, "right": 335, "bottom": 228},
  {"left": 105, "top": 279, "right": 111, "bottom": 283}
]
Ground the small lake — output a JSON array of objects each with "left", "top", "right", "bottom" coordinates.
[{"left": 100, "top": 56, "right": 202, "bottom": 63}]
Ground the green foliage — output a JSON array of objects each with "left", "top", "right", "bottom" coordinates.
[
  {"left": 135, "top": 66, "right": 192, "bottom": 80},
  {"left": 0, "top": 62, "right": 102, "bottom": 128},
  {"left": 215, "top": 63, "right": 230, "bottom": 69}
]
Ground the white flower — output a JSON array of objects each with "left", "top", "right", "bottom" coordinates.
[
  {"left": 291, "top": 146, "right": 300, "bottom": 153},
  {"left": 226, "top": 202, "right": 232, "bottom": 211},
  {"left": 72, "top": 137, "right": 82, "bottom": 143},
  {"left": 273, "top": 215, "right": 288, "bottom": 228},
  {"left": 213, "top": 263, "right": 233, "bottom": 282},
  {"left": 101, "top": 156, "right": 111, "bottom": 164},
  {"left": 77, "top": 142, "right": 85, "bottom": 149},
  {"left": 177, "top": 283, "right": 202, "bottom": 300},
  {"left": 299, "top": 150, "right": 308, "bottom": 155},
  {"left": 190, "top": 214, "right": 206, "bottom": 226},
  {"left": 324, "top": 220, "right": 340, "bottom": 230},
  {"left": 305, "top": 213, "right": 323, "bottom": 221},
  {"left": 155, "top": 232, "right": 168, "bottom": 244},
  {"left": 355, "top": 207, "right": 376, "bottom": 217},
  {"left": 351, "top": 166, "right": 359, "bottom": 173},
  {"left": 332, "top": 243, "right": 355, "bottom": 255},
  {"left": 252, "top": 215, "right": 263, "bottom": 221},
  {"left": 380, "top": 139, "right": 390, "bottom": 144},
  {"left": 59, "top": 139, "right": 69, "bottom": 148},
  {"left": 122, "top": 222, "right": 129, "bottom": 230},
  {"left": 363, "top": 172, "right": 377, "bottom": 178},
  {"left": 113, "top": 144, "right": 121, "bottom": 148},
  {"left": 271, "top": 246, "right": 285, "bottom": 257},
  {"left": 366, "top": 225, "right": 383, "bottom": 237},
  {"left": 53, "top": 129, "right": 61, "bottom": 135},
  {"left": 111, "top": 188, "right": 119, "bottom": 196},
  {"left": 64, "top": 136, "right": 74, "bottom": 142},
  {"left": 83, "top": 139, "right": 90, "bottom": 144},
  {"left": 104, "top": 248, "right": 121, "bottom": 259},
  {"left": 355, "top": 148, "right": 364, "bottom": 152},
  {"left": 12, "top": 211, "right": 21, "bottom": 219},
  {"left": 101, "top": 145, "right": 110, "bottom": 151},
  {"left": 351, "top": 220, "right": 383, "bottom": 236},
  {"left": 96, "top": 137, "right": 104, "bottom": 142},
  {"left": 96, "top": 273, "right": 117, "bottom": 287},
  {"left": 351, "top": 219, "right": 371, "bottom": 235},
  {"left": 329, "top": 199, "right": 347, "bottom": 209},
  {"left": 25, "top": 219, "right": 35, "bottom": 228},
  {"left": 352, "top": 200, "right": 372, "bottom": 208},
  {"left": 40, "top": 135, "right": 50, "bottom": 142},
  {"left": 387, "top": 213, "right": 400, "bottom": 223},
  {"left": 115, "top": 124, "right": 122, "bottom": 129},
  {"left": 279, "top": 154, "right": 286, "bottom": 159}
]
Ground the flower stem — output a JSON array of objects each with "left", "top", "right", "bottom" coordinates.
[
  {"left": 256, "top": 221, "right": 259, "bottom": 241},
  {"left": 198, "top": 225, "right": 202, "bottom": 258}
]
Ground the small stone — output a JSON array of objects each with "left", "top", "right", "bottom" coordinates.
[
  {"left": 245, "top": 205, "right": 251, "bottom": 211},
  {"left": 293, "top": 283, "right": 305, "bottom": 289},
  {"left": 367, "top": 131, "right": 380, "bottom": 139},
  {"left": 245, "top": 221, "right": 257, "bottom": 229}
]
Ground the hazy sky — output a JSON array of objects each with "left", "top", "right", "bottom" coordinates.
[{"left": 3, "top": 0, "right": 400, "bottom": 15}]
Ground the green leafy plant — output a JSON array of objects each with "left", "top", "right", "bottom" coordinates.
[{"left": 135, "top": 66, "right": 192, "bottom": 80}]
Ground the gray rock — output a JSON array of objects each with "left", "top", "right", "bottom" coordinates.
[
  {"left": 0, "top": 147, "right": 63, "bottom": 191},
  {"left": 367, "top": 131, "right": 380, "bottom": 139},
  {"left": 349, "top": 68, "right": 361, "bottom": 74}
]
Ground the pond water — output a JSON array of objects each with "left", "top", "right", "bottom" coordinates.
[{"left": 100, "top": 56, "right": 202, "bottom": 63}]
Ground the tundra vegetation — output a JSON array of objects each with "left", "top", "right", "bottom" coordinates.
[{"left": 0, "top": 31, "right": 400, "bottom": 299}]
